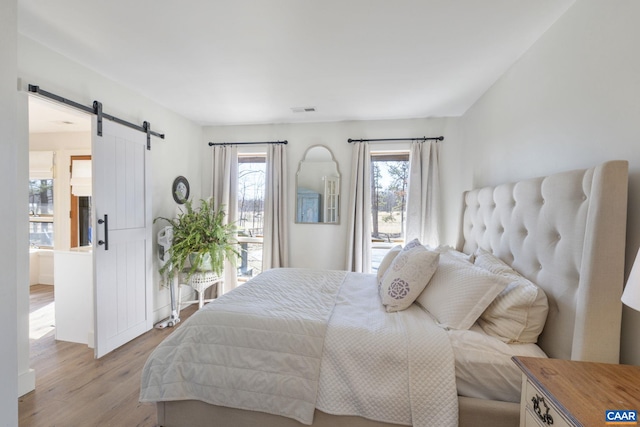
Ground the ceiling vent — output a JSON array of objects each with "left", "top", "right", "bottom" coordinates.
[{"left": 291, "top": 106, "right": 316, "bottom": 113}]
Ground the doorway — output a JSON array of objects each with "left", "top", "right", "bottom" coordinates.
[
  {"left": 28, "top": 91, "right": 155, "bottom": 360},
  {"left": 28, "top": 96, "right": 92, "bottom": 348}
]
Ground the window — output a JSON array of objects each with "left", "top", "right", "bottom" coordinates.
[
  {"left": 29, "top": 179, "right": 54, "bottom": 248},
  {"left": 237, "top": 155, "right": 266, "bottom": 280},
  {"left": 371, "top": 152, "right": 410, "bottom": 271}
]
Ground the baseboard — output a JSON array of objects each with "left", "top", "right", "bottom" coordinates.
[
  {"left": 18, "top": 368, "right": 35, "bottom": 397},
  {"left": 38, "top": 273, "right": 54, "bottom": 285}
]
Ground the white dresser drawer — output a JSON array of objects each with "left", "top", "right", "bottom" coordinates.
[{"left": 522, "top": 379, "right": 572, "bottom": 427}]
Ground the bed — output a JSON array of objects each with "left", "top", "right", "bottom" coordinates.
[{"left": 140, "top": 160, "right": 628, "bottom": 427}]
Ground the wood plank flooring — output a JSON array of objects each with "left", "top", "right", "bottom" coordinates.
[{"left": 19, "top": 285, "right": 196, "bottom": 427}]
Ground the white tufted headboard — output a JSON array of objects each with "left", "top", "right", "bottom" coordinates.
[{"left": 457, "top": 161, "right": 628, "bottom": 363}]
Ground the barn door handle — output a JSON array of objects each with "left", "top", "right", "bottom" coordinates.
[{"left": 98, "top": 214, "right": 109, "bottom": 250}]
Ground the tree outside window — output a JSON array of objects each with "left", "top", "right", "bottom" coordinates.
[
  {"left": 237, "top": 155, "right": 266, "bottom": 280},
  {"left": 371, "top": 152, "right": 409, "bottom": 270},
  {"left": 29, "top": 179, "right": 54, "bottom": 248}
]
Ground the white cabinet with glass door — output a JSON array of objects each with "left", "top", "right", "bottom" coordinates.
[{"left": 323, "top": 176, "right": 339, "bottom": 223}]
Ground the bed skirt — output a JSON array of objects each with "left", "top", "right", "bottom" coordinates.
[{"left": 155, "top": 396, "right": 519, "bottom": 427}]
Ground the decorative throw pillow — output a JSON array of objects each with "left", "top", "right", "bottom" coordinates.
[
  {"left": 377, "top": 238, "right": 424, "bottom": 296},
  {"left": 380, "top": 245, "right": 440, "bottom": 312},
  {"left": 402, "top": 238, "right": 423, "bottom": 251},
  {"left": 474, "top": 248, "right": 549, "bottom": 343},
  {"left": 378, "top": 239, "right": 422, "bottom": 298},
  {"left": 415, "top": 251, "right": 511, "bottom": 330},
  {"left": 376, "top": 245, "right": 402, "bottom": 284}
]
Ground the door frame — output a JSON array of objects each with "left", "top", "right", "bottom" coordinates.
[{"left": 70, "top": 154, "right": 92, "bottom": 248}]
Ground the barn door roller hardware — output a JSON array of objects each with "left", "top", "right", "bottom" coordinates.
[{"left": 28, "top": 84, "right": 165, "bottom": 150}]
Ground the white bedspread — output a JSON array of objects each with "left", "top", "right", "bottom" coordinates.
[
  {"left": 317, "top": 272, "right": 458, "bottom": 427},
  {"left": 140, "top": 269, "right": 458, "bottom": 427},
  {"left": 140, "top": 268, "right": 347, "bottom": 425}
]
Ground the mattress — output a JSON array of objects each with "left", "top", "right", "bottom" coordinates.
[{"left": 449, "top": 323, "right": 547, "bottom": 402}]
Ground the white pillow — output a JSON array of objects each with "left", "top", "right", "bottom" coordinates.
[
  {"left": 403, "top": 238, "right": 423, "bottom": 251},
  {"left": 474, "top": 248, "right": 549, "bottom": 343},
  {"left": 377, "top": 238, "right": 424, "bottom": 294},
  {"left": 376, "top": 245, "right": 402, "bottom": 284},
  {"left": 473, "top": 248, "right": 515, "bottom": 275},
  {"left": 416, "top": 251, "right": 511, "bottom": 330},
  {"left": 380, "top": 245, "right": 440, "bottom": 312},
  {"left": 432, "top": 245, "right": 475, "bottom": 263},
  {"left": 378, "top": 238, "right": 427, "bottom": 301}
]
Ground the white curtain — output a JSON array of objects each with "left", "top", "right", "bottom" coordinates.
[
  {"left": 211, "top": 145, "right": 239, "bottom": 294},
  {"left": 346, "top": 142, "right": 372, "bottom": 273},
  {"left": 263, "top": 143, "right": 289, "bottom": 270},
  {"left": 405, "top": 140, "right": 440, "bottom": 247}
]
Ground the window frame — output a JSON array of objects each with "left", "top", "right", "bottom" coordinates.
[
  {"left": 370, "top": 150, "right": 410, "bottom": 272},
  {"left": 370, "top": 150, "right": 410, "bottom": 243},
  {"left": 237, "top": 153, "right": 267, "bottom": 281},
  {"left": 29, "top": 178, "right": 55, "bottom": 249}
]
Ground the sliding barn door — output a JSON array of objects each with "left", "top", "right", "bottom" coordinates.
[{"left": 92, "top": 118, "right": 153, "bottom": 358}]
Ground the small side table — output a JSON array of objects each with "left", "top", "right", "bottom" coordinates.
[
  {"left": 176, "top": 270, "right": 222, "bottom": 316},
  {"left": 513, "top": 356, "right": 640, "bottom": 427}
]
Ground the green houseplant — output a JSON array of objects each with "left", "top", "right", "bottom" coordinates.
[{"left": 155, "top": 198, "right": 239, "bottom": 280}]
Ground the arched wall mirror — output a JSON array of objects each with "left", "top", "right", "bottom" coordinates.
[{"left": 296, "top": 145, "right": 340, "bottom": 224}]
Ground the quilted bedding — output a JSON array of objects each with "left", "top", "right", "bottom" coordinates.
[
  {"left": 317, "top": 272, "right": 457, "bottom": 427},
  {"left": 140, "top": 268, "right": 347, "bottom": 424},
  {"left": 140, "top": 268, "right": 458, "bottom": 427}
]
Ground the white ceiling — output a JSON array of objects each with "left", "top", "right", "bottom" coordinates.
[
  {"left": 19, "top": 0, "right": 575, "bottom": 128},
  {"left": 28, "top": 96, "right": 91, "bottom": 133}
]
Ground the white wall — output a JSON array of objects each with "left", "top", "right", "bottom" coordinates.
[
  {"left": 202, "top": 117, "right": 460, "bottom": 270},
  {"left": 18, "top": 35, "right": 204, "bottom": 344},
  {"left": 458, "top": 0, "right": 640, "bottom": 365},
  {"left": 0, "top": 0, "right": 20, "bottom": 422}
]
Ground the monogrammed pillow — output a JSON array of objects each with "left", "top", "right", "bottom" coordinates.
[
  {"left": 376, "top": 245, "right": 402, "bottom": 284},
  {"left": 380, "top": 245, "right": 440, "bottom": 313}
]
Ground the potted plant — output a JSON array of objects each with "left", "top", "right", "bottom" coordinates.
[{"left": 155, "top": 198, "right": 239, "bottom": 280}]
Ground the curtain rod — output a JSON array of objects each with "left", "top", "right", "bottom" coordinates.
[
  {"left": 208, "top": 140, "right": 288, "bottom": 147},
  {"left": 27, "top": 84, "right": 165, "bottom": 150},
  {"left": 347, "top": 136, "right": 444, "bottom": 143}
]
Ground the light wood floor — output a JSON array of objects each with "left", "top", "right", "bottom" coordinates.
[{"left": 19, "top": 284, "right": 196, "bottom": 427}]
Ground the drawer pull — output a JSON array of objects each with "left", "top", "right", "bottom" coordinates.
[{"left": 532, "top": 394, "right": 554, "bottom": 425}]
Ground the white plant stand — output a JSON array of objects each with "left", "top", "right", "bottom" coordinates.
[{"left": 177, "top": 270, "right": 222, "bottom": 316}]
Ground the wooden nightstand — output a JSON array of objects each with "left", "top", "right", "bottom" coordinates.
[{"left": 513, "top": 356, "right": 640, "bottom": 427}]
